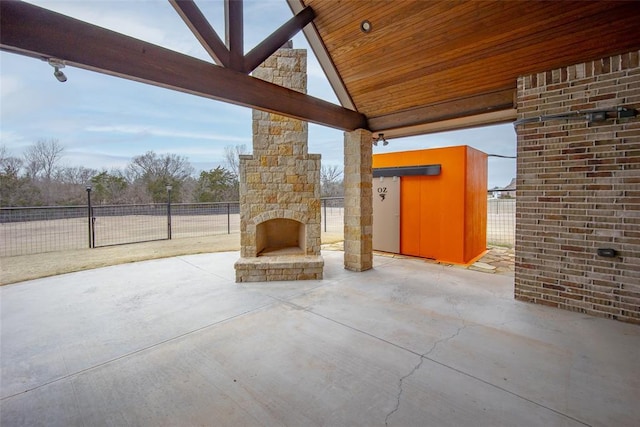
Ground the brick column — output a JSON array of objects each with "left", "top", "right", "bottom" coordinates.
[
  {"left": 343, "top": 129, "right": 373, "bottom": 271},
  {"left": 514, "top": 50, "right": 640, "bottom": 323}
]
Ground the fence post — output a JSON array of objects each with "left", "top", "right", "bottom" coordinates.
[
  {"left": 323, "top": 198, "right": 327, "bottom": 232},
  {"left": 86, "top": 185, "right": 93, "bottom": 248},
  {"left": 166, "top": 185, "right": 172, "bottom": 240},
  {"left": 227, "top": 203, "right": 230, "bottom": 234}
]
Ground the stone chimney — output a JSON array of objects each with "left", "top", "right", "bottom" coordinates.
[{"left": 234, "top": 44, "right": 323, "bottom": 282}]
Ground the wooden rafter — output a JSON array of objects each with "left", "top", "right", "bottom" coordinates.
[
  {"left": 169, "top": 0, "right": 230, "bottom": 67},
  {"left": 243, "top": 6, "right": 315, "bottom": 73},
  {"left": 173, "top": 0, "right": 315, "bottom": 75},
  {"left": 367, "top": 89, "right": 515, "bottom": 133},
  {"left": 225, "top": 0, "right": 244, "bottom": 71},
  {"left": 0, "top": 1, "right": 367, "bottom": 131}
]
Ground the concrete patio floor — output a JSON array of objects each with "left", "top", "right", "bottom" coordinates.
[{"left": 1, "top": 251, "right": 638, "bottom": 426}]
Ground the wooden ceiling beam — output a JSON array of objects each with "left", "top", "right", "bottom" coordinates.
[
  {"left": 243, "top": 6, "right": 315, "bottom": 74},
  {"left": 367, "top": 89, "right": 515, "bottom": 132},
  {"left": 0, "top": 1, "right": 367, "bottom": 131},
  {"left": 380, "top": 109, "right": 517, "bottom": 140},
  {"left": 169, "top": 0, "right": 230, "bottom": 68},
  {"left": 225, "top": 0, "right": 244, "bottom": 71}
]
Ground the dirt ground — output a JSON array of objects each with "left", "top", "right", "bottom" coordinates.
[
  {"left": 1, "top": 230, "right": 514, "bottom": 286},
  {"left": 0, "top": 232, "right": 345, "bottom": 286}
]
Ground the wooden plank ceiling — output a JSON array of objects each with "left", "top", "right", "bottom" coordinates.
[{"left": 293, "top": 0, "right": 640, "bottom": 137}]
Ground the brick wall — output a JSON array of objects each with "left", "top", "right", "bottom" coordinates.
[{"left": 515, "top": 50, "right": 640, "bottom": 324}]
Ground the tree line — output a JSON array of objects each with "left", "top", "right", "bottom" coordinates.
[{"left": 0, "top": 140, "right": 343, "bottom": 207}]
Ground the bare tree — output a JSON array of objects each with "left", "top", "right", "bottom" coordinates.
[
  {"left": 45, "top": 166, "right": 99, "bottom": 205},
  {"left": 321, "top": 164, "right": 342, "bottom": 184},
  {"left": 127, "top": 151, "right": 194, "bottom": 202},
  {"left": 224, "top": 144, "right": 248, "bottom": 179},
  {"left": 23, "top": 139, "right": 64, "bottom": 204},
  {"left": 56, "top": 166, "right": 97, "bottom": 185},
  {"left": 1, "top": 145, "right": 40, "bottom": 206},
  {"left": 0, "top": 145, "right": 22, "bottom": 176},
  {"left": 320, "top": 164, "right": 343, "bottom": 197},
  {"left": 23, "top": 139, "right": 64, "bottom": 181},
  {"left": 127, "top": 151, "right": 193, "bottom": 181}
]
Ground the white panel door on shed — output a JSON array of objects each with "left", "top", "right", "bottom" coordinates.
[{"left": 372, "top": 176, "right": 400, "bottom": 253}]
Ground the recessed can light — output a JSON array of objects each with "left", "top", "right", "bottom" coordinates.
[{"left": 360, "top": 20, "right": 372, "bottom": 33}]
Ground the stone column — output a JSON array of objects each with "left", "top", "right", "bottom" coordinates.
[{"left": 343, "top": 129, "right": 373, "bottom": 271}]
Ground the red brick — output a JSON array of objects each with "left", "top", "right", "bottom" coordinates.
[{"left": 536, "top": 299, "right": 559, "bottom": 308}]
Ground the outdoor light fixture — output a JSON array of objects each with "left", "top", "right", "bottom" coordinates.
[
  {"left": 372, "top": 133, "right": 388, "bottom": 146},
  {"left": 360, "top": 20, "right": 372, "bottom": 33},
  {"left": 48, "top": 58, "right": 67, "bottom": 82},
  {"left": 597, "top": 248, "right": 618, "bottom": 258}
]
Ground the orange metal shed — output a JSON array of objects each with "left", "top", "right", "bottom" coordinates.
[{"left": 372, "top": 145, "right": 488, "bottom": 265}]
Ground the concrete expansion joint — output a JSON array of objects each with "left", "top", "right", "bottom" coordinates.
[
  {"left": 274, "top": 298, "right": 311, "bottom": 312},
  {"left": 176, "top": 256, "right": 229, "bottom": 279},
  {"left": 0, "top": 301, "right": 279, "bottom": 402},
  {"left": 385, "top": 320, "right": 468, "bottom": 426},
  {"left": 263, "top": 282, "right": 327, "bottom": 308}
]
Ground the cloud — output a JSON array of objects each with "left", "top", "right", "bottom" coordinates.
[
  {"left": 0, "top": 75, "right": 23, "bottom": 97},
  {"left": 243, "top": 1, "right": 291, "bottom": 49},
  {"left": 0, "top": 130, "right": 31, "bottom": 151},
  {"left": 0, "top": 60, "right": 52, "bottom": 119},
  {"left": 27, "top": 0, "right": 210, "bottom": 60},
  {"left": 85, "top": 124, "right": 250, "bottom": 143},
  {"left": 62, "top": 150, "right": 132, "bottom": 171}
]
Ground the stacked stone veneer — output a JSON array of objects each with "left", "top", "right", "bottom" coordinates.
[
  {"left": 234, "top": 46, "right": 323, "bottom": 282},
  {"left": 343, "top": 129, "right": 373, "bottom": 271},
  {"left": 515, "top": 50, "right": 640, "bottom": 323}
]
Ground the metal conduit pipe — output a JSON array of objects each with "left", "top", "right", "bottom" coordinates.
[{"left": 513, "top": 106, "right": 638, "bottom": 127}]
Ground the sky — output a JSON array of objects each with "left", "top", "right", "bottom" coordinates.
[{"left": 0, "top": 0, "right": 516, "bottom": 189}]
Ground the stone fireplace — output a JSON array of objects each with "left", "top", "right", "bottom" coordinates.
[{"left": 234, "top": 44, "right": 324, "bottom": 282}]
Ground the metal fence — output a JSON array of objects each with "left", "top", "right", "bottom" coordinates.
[
  {"left": 0, "top": 195, "right": 514, "bottom": 257},
  {"left": 91, "top": 204, "right": 178, "bottom": 248},
  {"left": 321, "top": 197, "right": 344, "bottom": 233},
  {"left": 486, "top": 196, "right": 515, "bottom": 247},
  {"left": 0, "top": 199, "right": 345, "bottom": 257},
  {"left": 0, "top": 206, "right": 87, "bottom": 256}
]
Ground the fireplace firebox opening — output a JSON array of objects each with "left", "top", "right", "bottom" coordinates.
[{"left": 256, "top": 218, "right": 306, "bottom": 256}]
